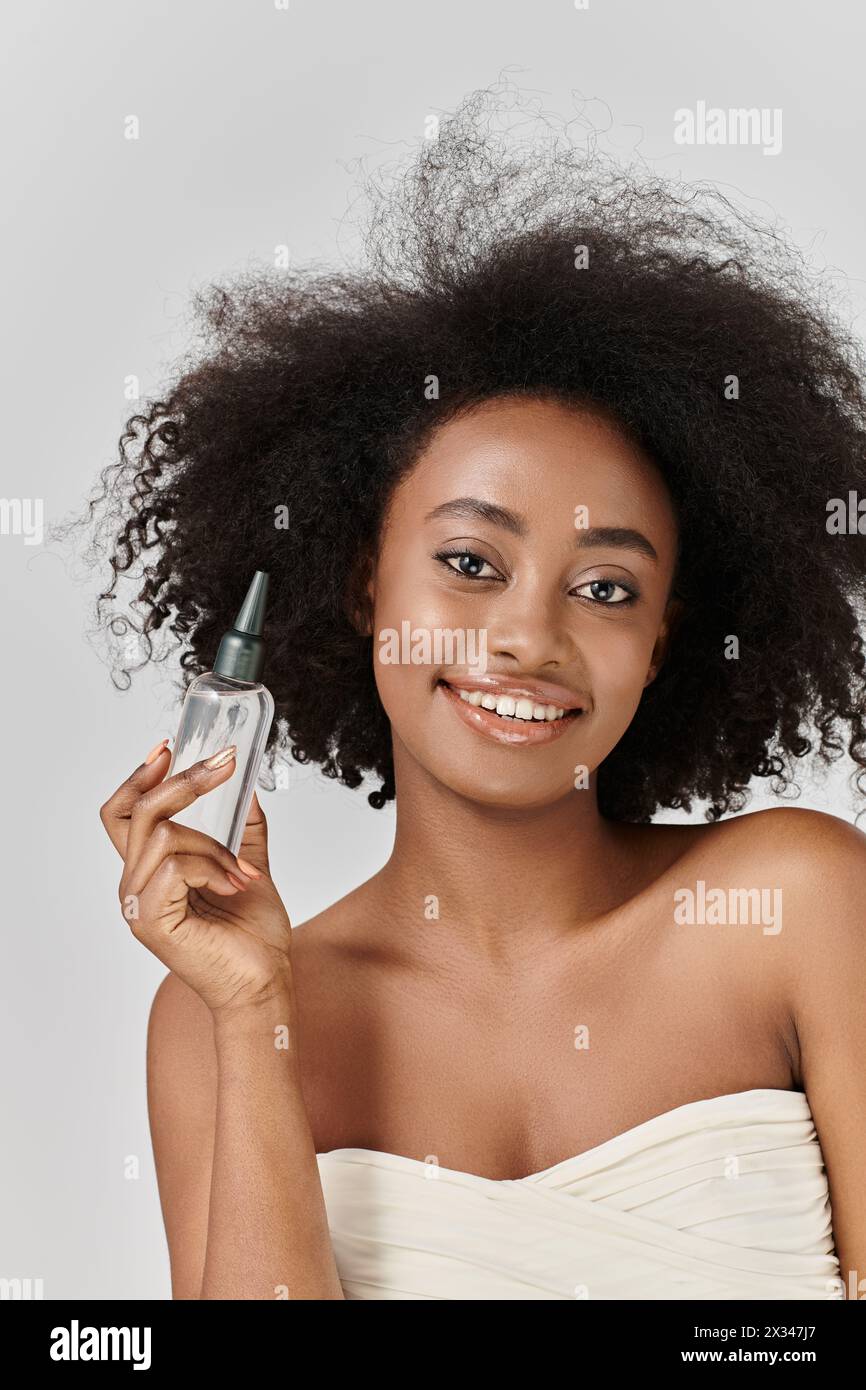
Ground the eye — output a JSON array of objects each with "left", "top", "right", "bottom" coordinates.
[
  {"left": 573, "top": 578, "right": 637, "bottom": 606},
  {"left": 434, "top": 548, "right": 503, "bottom": 581}
]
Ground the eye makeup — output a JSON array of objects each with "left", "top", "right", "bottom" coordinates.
[{"left": 432, "top": 545, "right": 640, "bottom": 606}]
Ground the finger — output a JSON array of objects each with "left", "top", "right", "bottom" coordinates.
[
  {"left": 128, "top": 852, "right": 242, "bottom": 946},
  {"left": 125, "top": 747, "right": 238, "bottom": 867},
  {"left": 236, "top": 790, "right": 271, "bottom": 873},
  {"left": 99, "top": 739, "right": 173, "bottom": 859},
  {"left": 122, "top": 821, "right": 257, "bottom": 900}
]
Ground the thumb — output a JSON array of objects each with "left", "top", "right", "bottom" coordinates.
[{"left": 237, "top": 790, "right": 271, "bottom": 872}]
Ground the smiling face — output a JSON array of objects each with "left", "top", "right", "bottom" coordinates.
[{"left": 365, "top": 394, "right": 682, "bottom": 810}]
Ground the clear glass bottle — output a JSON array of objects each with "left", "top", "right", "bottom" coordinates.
[{"left": 166, "top": 571, "right": 274, "bottom": 855}]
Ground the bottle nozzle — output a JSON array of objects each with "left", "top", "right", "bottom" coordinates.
[
  {"left": 213, "top": 570, "right": 269, "bottom": 683},
  {"left": 233, "top": 570, "right": 268, "bottom": 636}
]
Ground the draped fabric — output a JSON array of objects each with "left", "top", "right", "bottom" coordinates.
[{"left": 316, "top": 1088, "right": 840, "bottom": 1300}]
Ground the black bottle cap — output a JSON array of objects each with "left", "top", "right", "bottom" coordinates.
[{"left": 212, "top": 570, "right": 268, "bottom": 683}]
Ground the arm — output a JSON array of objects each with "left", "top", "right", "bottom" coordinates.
[
  {"left": 147, "top": 970, "right": 344, "bottom": 1300},
  {"left": 765, "top": 808, "right": 866, "bottom": 1296},
  {"left": 100, "top": 749, "right": 346, "bottom": 1301}
]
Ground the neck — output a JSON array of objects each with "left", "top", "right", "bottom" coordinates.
[{"left": 374, "top": 741, "right": 644, "bottom": 969}]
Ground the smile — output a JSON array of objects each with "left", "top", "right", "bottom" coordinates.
[{"left": 436, "top": 679, "right": 584, "bottom": 746}]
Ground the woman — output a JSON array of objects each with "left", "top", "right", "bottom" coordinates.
[{"left": 92, "top": 88, "right": 866, "bottom": 1299}]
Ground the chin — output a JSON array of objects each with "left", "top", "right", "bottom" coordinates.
[{"left": 423, "top": 757, "right": 579, "bottom": 812}]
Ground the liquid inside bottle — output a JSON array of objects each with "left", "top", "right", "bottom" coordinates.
[{"left": 167, "top": 672, "right": 274, "bottom": 855}]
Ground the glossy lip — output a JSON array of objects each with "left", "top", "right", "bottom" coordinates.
[
  {"left": 440, "top": 672, "right": 587, "bottom": 712},
  {"left": 437, "top": 679, "right": 584, "bottom": 746}
]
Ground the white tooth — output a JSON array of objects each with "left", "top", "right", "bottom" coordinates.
[
  {"left": 555, "top": 707, "right": 565, "bottom": 719},
  {"left": 459, "top": 689, "right": 471, "bottom": 702},
  {"left": 532, "top": 703, "right": 547, "bottom": 720},
  {"left": 514, "top": 698, "right": 534, "bottom": 720},
  {"left": 545, "top": 704, "right": 558, "bottom": 721},
  {"left": 467, "top": 690, "right": 483, "bottom": 705},
  {"left": 495, "top": 695, "right": 516, "bottom": 717},
  {"left": 481, "top": 694, "right": 497, "bottom": 710}
]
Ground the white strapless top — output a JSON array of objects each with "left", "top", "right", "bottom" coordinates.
[{"left": 316, "top": 1088, "right": 840, "bottom": 1300}]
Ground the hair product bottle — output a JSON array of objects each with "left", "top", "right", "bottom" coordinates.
[{"left": 166, "top": 570, "right": 274, "bottom": 855}]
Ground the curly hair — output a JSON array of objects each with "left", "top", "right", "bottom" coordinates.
[{"left": 73, "top": 81, "right": 866, "bottom": 822}]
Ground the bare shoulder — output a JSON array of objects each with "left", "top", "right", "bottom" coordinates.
[
  {"left": 708, "top": 807, "right": 866, "bottom": 1279},
  {"left": 728, "top": 803, "right": 866, "bottom": 969},
  {"left": 676, "top": 805, "right": 866, "bottom": 947},
  {"left": 695, "top": 804, "right": 866, "bottom": 898},
  {"left": 720, "top": 803, "right": 866, "bottom": 851},
  {"left": 648, "top": 807, "right": 865, "bottom": 1078},
  {"left": 690, "top": 804, "right": 866, "bottom": 1023},
  {"left": 665, "top": 803, "right": 860, "bottom": 876}
]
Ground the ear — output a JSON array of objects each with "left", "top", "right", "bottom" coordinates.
[
  {"left": 344, "top": 548, "right": 375, "bottom": 637},
  {"left": 643, "top": 595, "right": 685, "bottom": 688}
]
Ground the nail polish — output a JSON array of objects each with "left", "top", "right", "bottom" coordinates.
[
  {"left": 144, "top": 738, "right": 170, "bottom": 766},
  {"left": 203, "top": 745, "right": 237, "bottom": 771},
  {"left": 235, "top": 856, "right": 261, "bottom": 879}
]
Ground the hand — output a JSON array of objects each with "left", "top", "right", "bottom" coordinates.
[{"left": 100, "top": 742, "right": 294, "bottom": 1017}]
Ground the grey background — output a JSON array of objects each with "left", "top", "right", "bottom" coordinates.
[{"left": 2, "top": 0, "right": 864, "bottom": 1299}]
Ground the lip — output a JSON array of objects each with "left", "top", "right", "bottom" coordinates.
[
  {"left": 437, "top": 679, "right": 585, "bottom": 746},
  {"left": 440, "top": 673, "right": 587, "bottom": 712}
]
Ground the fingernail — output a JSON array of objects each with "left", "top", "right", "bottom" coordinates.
[
  {"left": 144, "top": 738, "right": 170, "bottom": 765},
  {"left": 236, "top": 856, "right": 261, "bottom": 879},
  {"left": 226, "top": 871, "right": 248, "bottom": 890},
  {"left": 203, "top": 745, "right": 237, "bottom": 771}
]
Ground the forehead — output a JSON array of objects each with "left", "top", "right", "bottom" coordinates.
[{"left": 392, "top": 394, "right": 679, "bottom": 550}]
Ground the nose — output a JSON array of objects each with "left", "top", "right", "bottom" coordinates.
[{"left": 483, "top": 576, "right": 579, "bottom": 674}]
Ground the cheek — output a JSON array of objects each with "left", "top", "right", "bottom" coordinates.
[
  {"left": 372, "top": 646, "right": 429, "bottom": 726},
  {"left": 370, "top": 572, "right": 446, "bottom": 731},
  {"left": 585, "top": 625, "right": 655, "bottom": 710},
  {"left": 370, "top": 552, "right": 464, "bottom": 685},
  {"left": 373, "top": 556, "right": 457, "bottom": 634}
]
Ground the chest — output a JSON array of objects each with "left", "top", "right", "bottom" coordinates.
[{"left": 296, "top": 925, "right": 794, "bottom": 1181}]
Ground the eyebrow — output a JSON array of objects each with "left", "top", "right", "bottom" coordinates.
[{"left": 424, "top": 497, "right": 659, "bottom": 564}]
